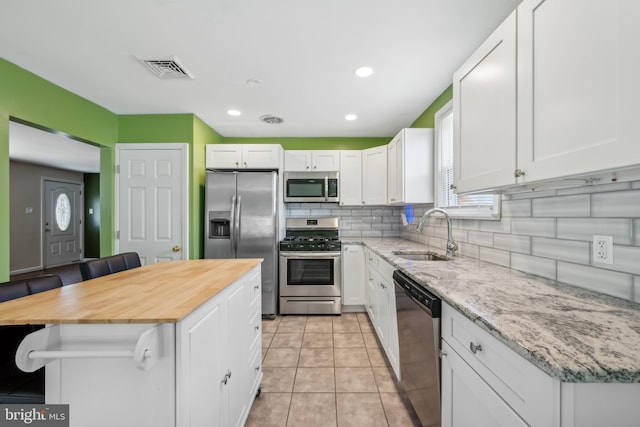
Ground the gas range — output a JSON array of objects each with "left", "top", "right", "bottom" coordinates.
[
  {"left": 279, "top": 217, "right": 341, "bottom": 252},
  {"left": 279, "top": 217, "right": 342, "bottom": 315},
  {"left": 279, "top": 236, "right": 341, "bottom": 252}
]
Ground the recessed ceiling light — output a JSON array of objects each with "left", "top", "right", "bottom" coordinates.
[
  {"left": 345, "top": 114, "right": 358, "bottom": 121},
  {"left": 354, "top": 66, "right": 374, "bottom": 78},
  {"left": 227, "top": 109, "right": 242, "bottom": 116}
]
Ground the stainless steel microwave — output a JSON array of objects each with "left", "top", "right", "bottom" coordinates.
[{"left": 284, "top": 171, "right": 339, "bottom": 203}]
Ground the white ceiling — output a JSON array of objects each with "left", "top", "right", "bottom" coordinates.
[
  {"left": 0, "top": 0, "right": 521, "bottom": 141},
  {"left": 4, "top": 0, "right": 520, "bottom": 172}
]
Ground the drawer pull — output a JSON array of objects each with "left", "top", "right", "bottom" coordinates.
[{"left": 470, "top": 342, "right": 483, "bottom": 354}]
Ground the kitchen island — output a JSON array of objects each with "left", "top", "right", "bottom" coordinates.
[
  {"left": 0, "top": 259, "right": 263, "bottom": 427},
  {"left": 354, "top": 238, "right": 640, "bottom": 426}
]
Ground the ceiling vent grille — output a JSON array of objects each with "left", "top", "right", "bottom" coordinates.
[
  {"left": 260, "top": 115, "right": 284, "bottom": 124},
  {"left": 138, "top": 57, "right": 194, "bottom": 79}
]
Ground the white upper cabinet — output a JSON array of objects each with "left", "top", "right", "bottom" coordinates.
[
  {"left": 339, "top": 150, "right": 363, "bottom": 206},
  {"left": 284, "top": 150, "right": 340, "bottom": 171},
  {"left": 206, "top": 144, "right": 282, "bottom": 170},
  {"left": 387, "top": 128, "right": 434, "bottom": 205},
  {"left": 516, "top": 0, "right": 640, "bottom": 183},
  {"left": 362, "top": 146, "right": 388, "bottom": 205},
  {"left": 453, "top": 11, "right": 517, "bottom": 193},
  {"left": 454, "top": 0, "right": 640, "bottom": 193}
]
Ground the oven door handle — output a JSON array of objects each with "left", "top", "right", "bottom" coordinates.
[{"left": 279, "top": 251, "right": 341, "bottom": 258}]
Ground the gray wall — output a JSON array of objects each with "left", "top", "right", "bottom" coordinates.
[
  {"left": 10, "top": 161, "right": 83, "bottom": 272},
  {"left": 401, "top": 181, "right": 640, "bottom": 304}
]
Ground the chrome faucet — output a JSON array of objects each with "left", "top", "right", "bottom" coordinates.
[{"left": 416, "top": 208, "right": 458, "bottom": 256}]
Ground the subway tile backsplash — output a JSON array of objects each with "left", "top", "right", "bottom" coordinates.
[
  {"left": 285, "top": 203, "right": 403, "bottom": 239},
  {"left": 399, "top": 181, "right": 640, "bottom": 304}
]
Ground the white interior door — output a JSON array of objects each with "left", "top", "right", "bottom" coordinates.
[
  {"left": 116, "top": 143, "right": 188, "bottom": 264},
  {"left": 43, "top": 179, "right": 83, "bottom": 268}
]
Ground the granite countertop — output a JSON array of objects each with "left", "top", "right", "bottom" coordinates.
[{"left": 351, "top": 238, "right": 640, "bottom": 383}]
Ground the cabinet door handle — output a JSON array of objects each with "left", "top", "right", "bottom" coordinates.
[
  {"left": 514, "top": 169, "right": 526, "bottom": 178},
  {"left": 470, "top": 342, "right": 483, "bottom": 354},
  {"left": 255, "top": 325, "right": 260, "bottom": 331}
]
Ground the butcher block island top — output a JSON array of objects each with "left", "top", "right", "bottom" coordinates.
[{"left": 0, "top": 259, "right": 263, "bottom": 325}]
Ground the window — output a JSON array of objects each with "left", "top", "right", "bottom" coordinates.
[{"left": 434, "top": 100, "right": 500, "bottom": 219}]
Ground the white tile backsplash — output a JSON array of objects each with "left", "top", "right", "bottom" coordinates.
[
  {"left": 400, "top": 179, "right": 640, "bottom": 303},
  {"left": 557, "top": 218, "right": 633, "bottom": 244},
  {"left": 479, "top": 247, "right": 510, "bottom": 267},
  {"left": 287, "top": 203, "right": 403, "bottom": 240},
  {"left": 531, "top": 237, "right": 590, "bottom": 265},
  {"left": 493, "top": 234, "right": 530, "bottom": 254},
  {"left": 511, "top": 254, "right": 556, "bottom": 280},
  {"left": 511, "top": 218, "right": 556, "bottom": 237},
  {"left": 501, "top": 199, "right": 531, "bottom": 217},
  {"left": 557, "top": 262, "right": 633, "bottom": 300},
  {"left": 591, "top": 190, "right": 640, "bottom": 217},
  {"left": 468, "top": 231, "right": 494, "bottom": 247},
  {"left": 532, "top": 194, "right": 591, "bottom": 217}
]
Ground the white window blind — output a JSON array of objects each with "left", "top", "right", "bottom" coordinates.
[{"left": 434, "top": 101, "right": 500, "bottom": 219}]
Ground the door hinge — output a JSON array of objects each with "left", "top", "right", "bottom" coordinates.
[
  {"left": 116, "top": 230, "right": 120, "bottom": 239},
  {"left": 116, "top": 165, "right": 120, "bottom": 174}
]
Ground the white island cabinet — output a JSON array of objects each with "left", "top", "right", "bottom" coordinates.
[{"left": 0, "top": 259, "right": 263, "bottom": 427}]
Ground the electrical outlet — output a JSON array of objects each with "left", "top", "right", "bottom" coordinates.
[{"left": 593, "top": 235, "right": 613, "bottom": 265}]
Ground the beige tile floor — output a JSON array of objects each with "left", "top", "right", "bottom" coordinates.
[{"left": 246, "top": 313, "right": 421, "bottom": 427}]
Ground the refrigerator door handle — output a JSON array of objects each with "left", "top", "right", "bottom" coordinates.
[
  {"left": 234, "top": 195, "right": 242, "bottom": 253},
  {"left": 230, "top": 195, "right": 237, "bottom": 255}
]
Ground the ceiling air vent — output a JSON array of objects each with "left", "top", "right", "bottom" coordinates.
[
  {"left": 138, "top": 57, "right": 194, "bottom": 79},
  {"left": 260, "top": 115, "right": 284, "bottom": 125}
]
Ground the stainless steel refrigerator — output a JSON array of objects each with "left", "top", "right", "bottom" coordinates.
[{"left": 204, "top": 171, "right": 278, "bottom": 318}]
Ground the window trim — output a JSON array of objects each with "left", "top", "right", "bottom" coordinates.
[{"left": 434, "top": 100, "right": 501, "bottom": 220}]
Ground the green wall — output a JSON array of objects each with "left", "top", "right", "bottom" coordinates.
[
  {"left": 411, "top": 85, "right": 453, "bottom": 128},
  {"left": 0, "top": 59, "right": 117, "bottom": 281},
  {"left": 0, "top": 57, "right": 452, "bottom": 279}
]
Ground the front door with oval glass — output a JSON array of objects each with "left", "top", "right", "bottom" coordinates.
[{"left": 43, "top": 180, "right": 82, "bottom": 268}]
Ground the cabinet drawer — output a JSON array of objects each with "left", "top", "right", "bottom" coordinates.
[
  {"left": 248, "top": 345, "right": 262, "bottom": 400},
  {"left": 247, "top": 269, "right": 261, "bottom": 312},
  {"left": 248, "top": 308, "right": 261, "bottom": 355},
  {"left": 442, "top": 303, "right": 557, "bottom": 426}
]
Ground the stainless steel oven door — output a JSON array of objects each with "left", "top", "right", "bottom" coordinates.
[{"left": 279, "top": 251, "right": 342, "bottom": 297}]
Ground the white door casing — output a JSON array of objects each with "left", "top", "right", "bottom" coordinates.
[
  {"left": 116, "top": 143, "right": 188, "bottom": 264},
  {"left": 43, "top": 179, "right": 83, "bottom": 268}
]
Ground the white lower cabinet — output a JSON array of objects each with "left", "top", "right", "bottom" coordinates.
[
  {"left": 342, "top": 244, "right": 365, "bottom": 307},
  {"left": 177, "top": 265, "right": 261, "bottom": 427},
  {"left": 364, "top": 248, "right": 400, "bottom": 379},
  {"left": 441, "top": 341, "right": 527, "bottom": 427},
  {"left": 441, "top": 302, "right": 558, "bottom": 427}
]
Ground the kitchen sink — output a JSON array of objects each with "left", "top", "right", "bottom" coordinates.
[{"left": 392, "top": 251, "right": 451, "bottom": 261}]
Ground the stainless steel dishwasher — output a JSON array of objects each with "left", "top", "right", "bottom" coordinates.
[{"left": 393, "top": 270, "right": 441, "bottom": 427}]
